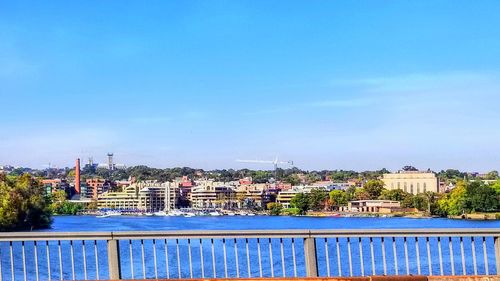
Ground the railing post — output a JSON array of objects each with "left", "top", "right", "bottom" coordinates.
[
  {"left": 107, "top": 238, "right": 121, "bottom": 280},
  {"left": 304, "top": 236, "right": 318, "bottom": 277},
  {"left": 495, "top": 236, "right": 500, "bottom": 275}
]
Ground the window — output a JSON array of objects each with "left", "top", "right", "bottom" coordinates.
[
  {"left": 391, "top": 183, "right": 394, "bottom": 189},
  {"left": 397, "top": 182, "right": 400, "bottom": 189},
  {"left": 417, "top": 187, "right": 420, "bottom": 194}
]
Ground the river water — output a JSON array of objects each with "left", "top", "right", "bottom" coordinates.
[
  {"left": 2, "top": 216, "right": 498, "bottom": 280},
  {"left": 44, "top": 215, "right": 500, "bottom": 231}
]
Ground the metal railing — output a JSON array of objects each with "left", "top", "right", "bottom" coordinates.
[{"left": 0, "top": 228, "right": 499, "bottom": 280}]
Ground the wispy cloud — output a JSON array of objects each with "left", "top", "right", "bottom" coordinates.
[
  {"left": 245, "top": 97, "right": 373, "bottom": 116},
  {"left": 130, "top": 116, "right": 173, "bottom": 124},
  {"left": 307, "top": 98, "right": 374, "bottom": 108},
  {"left": 333, "top": 71, "right": 500, "bottom": 95}
]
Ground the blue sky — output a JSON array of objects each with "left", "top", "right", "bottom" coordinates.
[{"left": 1, "top": 1, "right": 499, "bottom": 171}]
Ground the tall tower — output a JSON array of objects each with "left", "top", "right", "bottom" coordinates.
[
  {"left": 75, "top": 158, "right": 81, "bottom": 194},
  {"left": 107, "top": 153, "right": 114, "bottom": 170}
]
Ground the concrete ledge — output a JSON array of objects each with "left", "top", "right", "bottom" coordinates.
[
  {"left": 103, "top": 276, "right": 500, "bottom": 281},
  {"left": 428, "top": 276, "right": 500, "bottom": 281},
  {"left": 371, "top": 276, "right": 427, "bottom": 281}
]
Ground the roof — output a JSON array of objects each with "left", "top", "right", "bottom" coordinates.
[{"left": 350, "top": 200, "right": 400, "bottom": 203}]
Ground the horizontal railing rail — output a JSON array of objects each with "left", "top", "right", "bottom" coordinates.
[
  {"left": 1, "top": 228, "right": 499, "bottom": 241},
  {"left": 0, "top": 228, "right": 498, "bottom": 281}
]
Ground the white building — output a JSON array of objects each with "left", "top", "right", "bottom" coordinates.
[{"left": 382, "top": 171, "right": 439, "bottom": 195}]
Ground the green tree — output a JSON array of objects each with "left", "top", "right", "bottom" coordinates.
[
  {"left": 290, "top": 193, "right": 310, "bottom": 215},
  {"left": 379, "top": 188, "right": 410, "bottom": 202},
  {"left": 492, "top": 180, "right": 500, "bottom": 195},
  {"left": 363, "top": 180, "right": 384, "bottom": 199},
  {"left": 437, "top": 181, "right": 467, "bottom": 216},
  {"left": 49, "top": 191, "right": 83, "bottom": 215},
  {"left": 0, "top": 174, "right": 52, "bottom": 231},
  {"left": 50, "top": 190, "right": 68, "bottom": 212},
  {"left": 266, "top": 202, "right": 283, "bottom": 216},
  {"left": 465, "top": 181, "right": 498, "bottom": 212},
  {"left": 354, "top": 188, "right": 370, "bottom": 200},
  {"left": 435, "top": 181, "right": 499, "bottom": 216},
  {"left": 284, "top": 174, "right": 301, "bottom": 186},
  {"left": 308, "top": 189, "right": 328, "bottom": 211},
  {"left": 329, "top": 170, "right": 359, "bottom": 181},
  {"left": 329, "top": 190, "right": 348, "bottom": 207},
  {"left": 345, "top": 186, "right": 357, "bottom": 201}
]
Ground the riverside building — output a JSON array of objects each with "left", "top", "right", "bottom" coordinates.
[
  {"left": 97, "top": 181, "right": 179, "bottom": 211},
  {"left": 190, "top": 181, "right": 237, "bottom": 209},
  {"left": 382, "top": 171, "right": 439, "bottom": 195}
]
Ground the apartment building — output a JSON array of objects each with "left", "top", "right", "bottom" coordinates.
[
  {"left": 236, "top": 183, "right": 271, "bottom": 207},
  {"left": 190, "top": 181, "right": 236, "bottom": 209},
  {"left": 84, "top": 178, "right": 113, "bottom": 199},
  {"left": 276, "top": 187, "right": 313, "bottom": 208},
  {"left": 42, "top": 179, "right": 70, "bottom": 196},
  {"left": 97, "top": 185, "right": 139, "bottom": 210},
  {"left": 97, "top": 181, "right": 178, "bottom": 211},
  {"left": 136, "top": 181, "right": 179, "bottom": 212},
  {"left": 382, "top": 171, "right": 439, "bottom": 195}
]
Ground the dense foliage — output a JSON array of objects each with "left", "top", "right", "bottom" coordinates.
[
  {"left": 266, "top": 202, "right": 283, "bottom": 215},
  {"left": 437, "top": 181, "right": 499, "bottom": 216},
  {"left": 49, "top": 191, "right": 84, "bottom": 215},
  {"left": 290, "top": 189, "right": 328, "bottom": 215},
  {"left": 0, "top": 174, "right": 52, "bottom": 231}
]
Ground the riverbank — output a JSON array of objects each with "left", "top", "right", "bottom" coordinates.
[
  {"left": 306, "top": 211, "right": 500, "bottom": 220},
  {"left": 67, "top": 209, "right": 500, "bottom": 221}
]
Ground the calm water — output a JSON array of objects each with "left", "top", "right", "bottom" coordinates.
[
  {"left": 2, "top": 216, "right": 498, "bottom": 281},
  {"left": 44, "top": 215, "right": 500, "bottom": 232}
]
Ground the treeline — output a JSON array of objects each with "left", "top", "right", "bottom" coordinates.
[
  {"left": 74, "top": 166, "right": 399, "bottom": 184},
  {"left": 437, "top": 181, "right": 499, "bottom": 216},
  {"left": 10, "top": 164, "right": 500, "bottom": 186}
]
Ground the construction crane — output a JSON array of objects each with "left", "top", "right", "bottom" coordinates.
[{"left": 236, "top": 157, "right": 294, "bottom": 179}]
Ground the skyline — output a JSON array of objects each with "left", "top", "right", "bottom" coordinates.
[{"left": 1, "top": 1, "right": 500, "bottom": 171}]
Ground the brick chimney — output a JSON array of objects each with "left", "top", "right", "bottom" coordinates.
[{"left": 75, "top": 158, "right": 81, "bottom": 194}]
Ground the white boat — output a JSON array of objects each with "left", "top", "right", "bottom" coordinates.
[
  {"left": 184, "top": 213, "right": 196, "bottom": 217},
  {"left": 153, "top": 211, "right": 167, "bottom": 216},
  {"left": 227, "top": 212, "right": 236, "bottom": 216},
  {"left": 247, "top": 213, "right": 256, "bottom": 216},
  {"left": 145, "top": 213, "right": 154, "bottom": 216},
  {"left": 168, "top": 210, "right": 184, "bottom": 216},
  {"left": 209, "top": 211, "right": 221, "bottom": 216},
  {"left": 96, "top": 211, "right": 122, "bottom": 218}
]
